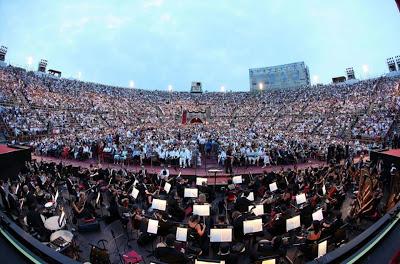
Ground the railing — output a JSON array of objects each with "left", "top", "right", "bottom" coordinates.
[
  {"left": 308, "top": 200, "right": 400, "bottom": 264},
  {"left": 0, "top": 211, "right": 79, "bottom": 264}
]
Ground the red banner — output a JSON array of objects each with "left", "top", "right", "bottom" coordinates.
[{"left": 181, "top": 110, "right": 187, "bottom": 125}]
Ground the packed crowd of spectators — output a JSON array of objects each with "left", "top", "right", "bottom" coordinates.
[{"left": 0, "top": 66, "right": 399, "bottom": 168}]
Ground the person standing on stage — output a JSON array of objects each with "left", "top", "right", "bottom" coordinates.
[{"left": 225, "top": 146, "right": 233, "bottom": 174}]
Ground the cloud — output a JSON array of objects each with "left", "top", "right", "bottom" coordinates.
[
  {"left": 106, "top": 15, "right": 128, "bottom": 29},
  {"left": 143, "top": 0, "right": 164, "bottom": 9},
  {"left": 160, "top": 13, "right": 172, "bottom": 22},
  {"left": 59, "top": 17, "right": 91, "bottom": 34}
]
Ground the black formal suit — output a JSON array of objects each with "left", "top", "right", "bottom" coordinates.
[
  {"left": 25, "top": 191, "right": 37, "bottom": 208},
  {"left": 27, "top": 209, "right": 49, "bottom": 241},
  {"left": 0, "top": 186, "right": 9, "bottom": 211},
  {"left": 154, "top": 246, "right": 188, "bottom": 264}
]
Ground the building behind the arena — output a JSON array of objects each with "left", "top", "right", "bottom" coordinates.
[{"left": 249, "top": 61, "right": 310, "bottom": 91}]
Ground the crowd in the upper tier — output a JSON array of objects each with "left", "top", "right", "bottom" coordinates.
[{"left": 0, "top": 66, "right": 399, "bottom": 167}]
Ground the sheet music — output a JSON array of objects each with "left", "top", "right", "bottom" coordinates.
[
  {"left": 246, "top": 192, "right": 254, "bottom": 201},
  {"left": 232, "top": 175, "right": 243, "bottom": 184},
  {"left": 193, "top": 204, "right": 210, "bottom": 216},
  {"left": 147, "top": 219, "right": 159, "bottom": 234},
  {"left": 243, "top": 218, "right": 263, "bottom": 234},
  {"left": 184, "top": 188, "right": 198, "bottom": 198},
  {"left": 131, "top": 187, "right": 139, "bottom": 199},
  {"left": 248, "top": 205, "right": 264, "bottom": 216},
  {"left": 296, "top": 193, "right": 307, "bottom": 205},
  {"left": 164, "top": 182, "right": 171, "bottom": 194},
  {"left": 312, "top": 209, "right": 324, "bottom": 221},
  {"left": 210, "top": 228, "right": 232, "bottom": 242},
  {"left": 286, "top": 215, "right": 301, "bottom": 231},
  {"left": 196, "top": 177, "right": 208, "bottom": 186},
  {"left": 269, "top": 182, "right": 278, "bottom": 192},
  {"left": 176, "top": 227, "right": 188, "bottom": 242},
  {"left": 151, "top": 199, "right": 167, "bottom": 211},
  {"left": 195, "top": 260, "right": 225, "bottom": 264},
  {"left": 262, "top": 259, "right": 276, "bottom": 264},
  {"left": 318, "top": 240, "right": 327, "bottom": 257}
]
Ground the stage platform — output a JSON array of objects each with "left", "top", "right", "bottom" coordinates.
[
  {"left": 0, "top": 144, "right": 31, "bottom": 181},
  {"left": 370, "top": 148, "right": 400, "bottom": 167},
  {"left": 381, "top": 149, "right": 400, "bottom": 158},
  {"left": 0, "top": 145, "right": 22, "bottom": 154},
  {"left": 33, "top": 155, "right": 325, "bottom": 185}
]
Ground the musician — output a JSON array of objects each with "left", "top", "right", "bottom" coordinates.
[
  {"left": 225, "top": 146, "right": 233, "bottom": 174},
  {"left": 267, "top": 205, "right": 288, "bottom": 237},
  {"left": 251, "top": 236, "right": 286, "bottom": 262},
  {"left": 298, "top": 220, "right": 322, "bottom": 242},
  {"left": 72, "top": 192, "right": 94, "bottom": 220},
  {"left": 216, "top": 243, "right": 239, "bottom": 264},
  {"left": 23, "top": 185, "right": 37, "bottom": 209},
  {"left": 154, "top": 234, "right": 188, "bottom": 264},
  {"left": 7, "top": 185, "right": 20, "bottom": 216},
  {"left": 138, "top": 165, "right": 147, "bottom": 181},
  {"left": 132, "top": 206, "right": 145, "bottom": 232},
  {"left": 231, "top": 211, "right": 245, "bottom": 240},
  {"left": 234, "top": 190, "right": 252, "bottom": 213},
  {"left": 106, "top": 190, "right": 121, "bottom": 223},
  {"left": 0, "top": 180, "right": 9, "bottom": 211},
  {"left": 322, "top": 212, "right": 343, "bottom": 237},
  {"left": 158, "top": 166, "right": 169, "bottom": 182},
  {"left": 167, "top": 198, "right": 185, "bottom": 222},
  {"left": 26, "top": 204, "right": 50, "bottom": 241},
  {"left": 188, "top": 214, "right": 208, "bottom": 255}
]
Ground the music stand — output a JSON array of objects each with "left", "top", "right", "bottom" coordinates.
[
  {"left": 210, "top": 228, "right": 232, "bottom": 242},
  {"left": 176, "top": 227, "right": 188, "bottom": 242},
  {"left": 317, "top": 239, "right": 328, "bottom": 258},
  {"left": 269, "top": 182, "right": 278, "bottom": 192},
  {"left": 184, "top": 188, "right": 198, "bottom": 198},
  {"left": 151, "top": 199, "right": 167, "bottom": 211},
  {"left": 130, "top": 187, "right": 139, "bottom": 199},
  {"left": 248, "top": 205, "right": 264, "bottom": 216},
  {"left": 243, "top": 218, "right": 263, "bottom": 234},
  {"left": 245, "top": 192, "right": 254, "bottom": 202},
  {"left": 312, "top": 209, "right": 324, "bottom": 221},
  {"left": 259, "top": 257, "right": 276, "bottom": 264},
  {"left": 286, "top": 215, "right": 301, "bottom": 232},
  {"left": 193, "top": 204, "right": 210, "bottom": 216},
  {"left": 147, "top": 219, "right": 159, "bottom": 234},
  {"left": 196, "top": 177, "right": 208, "bottom": 186},
  {"left": 208, "top": 169, "right": 223, "bottom": 191},
  {"left": 164, "top": 182, "right": 171, "bottom": 194},
  {"left": 295, "top": 193, "right": 307, "bottom": 205},
  {"left": 232, "top": 175, "right": 243, "bottom": 184},
  {"left": 195, "top": 259, "right": 225, "bottom": 264}
]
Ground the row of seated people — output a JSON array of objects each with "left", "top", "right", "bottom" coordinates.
[
  {"left": 1, "top": 67, "right": 399, "bottom": 165},
  {"left": 0, "top": 152, "right": 388, "bottom": 263}
]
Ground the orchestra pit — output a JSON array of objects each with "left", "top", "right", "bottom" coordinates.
[{"left": 1, "top": 1, "right": 400, "bottom": 264}]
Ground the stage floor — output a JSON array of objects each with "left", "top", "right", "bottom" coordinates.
[{"left": 32, "top": 155, "right": 325, "bottom": 184}]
